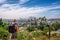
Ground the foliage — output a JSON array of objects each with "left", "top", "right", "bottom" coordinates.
[
  {"left": 38, "top": 24, "right": 44, "bottom": 31},
  {"left": 0, "top": 18, "right": 10, "bottom": 40},
  {"left": 27, "top": 32, "right": 33, "bottom": 40},
  {"left": 43, "top": 27, "right": 49, "bottom": 34},
  {"left": 0, "top": 18, "right": 9, "bottom": 30},
  {"left": 2, "top": 22, "right": 9, "bottom": 30},
  {"left": 32, "top": 31, "right": 42, "bottom": 37},
  {"left": 27, "top": 34, "right": 33, "bottom": 40},
  {"left": 17, "top": 32, "right": 26, "bottom": 40},
  {"left": 52, "top": 22, "right": 60, "bottom": 30},
  {"left": 0, "top": 18, "right": 3, "bottom": 25},
  {"left": 0, "top": 28, "right": 9, "bottom": 40},
  {"left": 26, "top": 26, "right": 36, "bottom": 32},
  {"left": 0, "top": 17, "right": 60, "bottom": 40}
]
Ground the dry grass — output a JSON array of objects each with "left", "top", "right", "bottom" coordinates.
[
  {"left": 18, "top": 30, "right": 60, "bottom": 40},
  {"left": 22, "top": 36, "right": 60, "bottom": 40}
]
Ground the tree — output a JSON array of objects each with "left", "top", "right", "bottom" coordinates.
[
  {"left": 34, "top": 17, "right": 37, "bottom": 28},
  {"left": 41, "top": 16, "right": 47, "bottom": 24},
  {"left": 0, "top": 18, "right": 3, "bottom": 26},
  {"left": 37, "top": 16, "right": 47, "bottom": 30},
  {"left": 52, "top": 21, "right": 60, "bottom": 31},
  {"left": 2, "top": 22, "right": 9, "bottom": 30}
]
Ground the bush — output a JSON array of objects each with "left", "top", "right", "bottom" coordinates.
[
  {"left": 17, "top": 32, "right": 26, "bottom": 40},
  {"left": 0, "top": 28, "right": 9, "bottom": 40},
  {"left": 52, "top": 33, "right": 57, "bottom": 37},
  {"left": 32, "top": 31, "right": 42, "bottom": 37},
  {"left": 26, "top": 26, "right": 35, "bottom": 32},
  {"left": 27, "top": 34, "right": 33, "bottom": 40},
  {"left": 44, "top": 27, "right": 49, "bottom": 33},
  {"left": 2, "top": 22, "right": 9, "bottom": 30}
]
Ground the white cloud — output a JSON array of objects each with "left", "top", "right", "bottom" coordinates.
[
  {"left": 46, "top": 10, "right": 60, "bottom": 19},
  {"left": 19, "top": 0, "right": 29, "bottom": 4},
  {"left": 0, "top": 4, "right": 60, "bottom": 19},
  {"left": 0, "top": 4, "right": 46, "bottom": 19},
  {"left": 0, "top": 0, "right": 6, "bottom": 3},
  {"left": 49, "top": 13, "right": 60, "bottom": 19},
  {"left": 52, "top": 2, "right": 60, "bottom": 5},
  {"left": 0, "top": 4, "right": 21, "bottom": 10}
]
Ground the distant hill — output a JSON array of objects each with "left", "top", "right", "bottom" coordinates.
[
  {"left": 48, "top": 18, "right": 60, "bottom": 21},
  {"left": 2, "top": 18, "right": 60, "bottom": 23}
]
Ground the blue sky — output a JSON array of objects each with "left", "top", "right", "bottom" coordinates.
[{"left": 0, "top": 0, "right": 60, "bottom": 19}]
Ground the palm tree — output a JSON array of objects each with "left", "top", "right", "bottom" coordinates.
[
  {"left": 41, "top": 16, "right": 47, "bottom": 23},
  {"left": 38, "top": 16, "right": 47, "bottom": 30},
  {"left": 38, "top": 16, "right": 47, "bottom": 24},
  {"left": 34, "top": 17, "right": 37, "bottom": 28},
  {"left": 38, "top": 17, "right": 41, "bottom": 23}
]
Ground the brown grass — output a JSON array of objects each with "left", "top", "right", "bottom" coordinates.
[{"left": 22, "top": 36, "right": 60, "bottom": 40}]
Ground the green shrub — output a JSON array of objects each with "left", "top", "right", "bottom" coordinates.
[
  {"left": 0, "top": 28, "right": 9, "bottom": 40},
  {"left": 32, "top": 31, "right": 42, "bottom": 37},
  {"left": 2, "top": 22, "right": 9, "bottom": 30},
  {"left": 26, "top": 26, "right": 35, "bottom": 32},
  {"left": 43, "top": 27, "right": 49, "bottom": 36},
  {"left": 17, "top": 32, "right": 26, "bottom": 40},
  {"left": 43, "top": 27, "right": 49, "bottom": 33}
]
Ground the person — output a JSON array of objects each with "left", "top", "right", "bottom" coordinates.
[{"left": 10, "top": 19, "right": 19, "bottom": 40}]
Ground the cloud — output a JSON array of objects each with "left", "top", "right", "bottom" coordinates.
[
  {"left": 0, "top": 0, "right": 29, "bottom": 4},
  {"left": 0, "top": 0, "right": 6, "bottom": 3},
  {"left": 48, "top": 13, "right": 60, "bottom": 19},
  {"left": 19, "top": 0, "right": 29, "bottom": 4},
  {"left": 45, "top": 10, "right": 60, "bottom": 19},
  {"left": 0, "top": 4, "right": 60, "bottom": 19},
  {"left": 0, "top": 4, "right": 46, "bottom": 19},
  {"left": 52, "top": 2, "right": 60, "bottom": 5}
]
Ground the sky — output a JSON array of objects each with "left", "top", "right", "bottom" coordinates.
[{"left": 0, "top": 0, "right": 60, "bottom": 19}]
